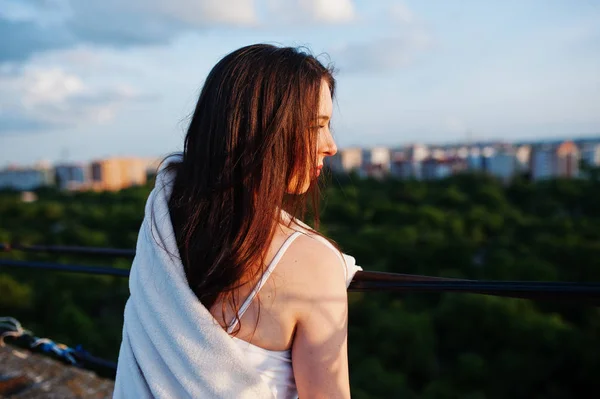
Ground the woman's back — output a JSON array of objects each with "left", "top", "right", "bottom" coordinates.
[
  {"left": 224, "top": 230, "right": 302, "bottom": 399},
  {"left": 210, "top": 223, "right": 352, "bottom": 398}
]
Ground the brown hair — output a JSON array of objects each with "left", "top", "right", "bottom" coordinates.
[{"left": 166, "top": 44, "right": 336, "bottom": 332}]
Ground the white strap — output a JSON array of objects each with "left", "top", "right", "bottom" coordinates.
[
  {"left": 280, "top": 210, "right": 348, "bottom": 281},
  {"left": 227, "top": 231, "right": 303, "bottom": 333}
]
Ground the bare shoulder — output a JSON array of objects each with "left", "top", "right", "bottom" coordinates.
[
  {"left": 284, "top": 233, "right": 345, "bottom": 282},
  {"left": 274, "top": 232, "right": 347, "bottom": 318}
]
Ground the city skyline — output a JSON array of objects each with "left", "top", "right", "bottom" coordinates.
[
  {"left": 2, "top": 133, "right": 600, "bottom": 169},
  {"left": 2, "top": 137, "right": 598, "bottom": 193},
  {"left": 2, "top": 0, "right": 600, "bottom": 165}
]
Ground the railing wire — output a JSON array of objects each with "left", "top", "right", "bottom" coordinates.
[{"left": 2, "top": 243, "right": 600, "bottom": 305}]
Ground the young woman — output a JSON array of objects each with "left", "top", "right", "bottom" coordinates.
[{"left": 116, "top": 44, "right": 360, "bottom": 399}]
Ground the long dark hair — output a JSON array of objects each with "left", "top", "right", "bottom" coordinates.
[{"left": 166, "top": 44, "right": 336, "bottom": 332}]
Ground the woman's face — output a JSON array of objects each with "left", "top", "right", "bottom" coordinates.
[{"left": 287, "top": 80, "right": 338, "bottom": 194}]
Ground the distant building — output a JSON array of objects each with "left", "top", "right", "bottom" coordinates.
[
  {"left": 530, "top": 141, "right": 580, "bottom": 180},
  {"left": 55, "top": 163, "right": 89, "bottom": 191},
  {"left": 581, "top": 144, "right": 600, "bottom": 168},
  {"left": 90, "top": 157, "right": 148, "bottom": 191},
  {"left": 466, "top": 148, "right": 484, "bottom": 171},
  {"left": 422, "top": 158, "right": 450, "bottom": 180},
  {"left": 361, "top": 147, "right": 390, "bottom": 178},
  {"left": 422, "top": 157, "right": 467, "bottom": 180},
  {"left": 408, "top": 144, "right": 430, "bottom": 163},
  {"left": 326, "top": 147, "right": 362, "bottom": 173},
  {"left": 445, "top": 146, "right": 469, "bottom": 159},
  {"left": 555, "top": 141, "right": 579, "bottom": 178},
  {"left": 0, "top": 163, "right": 54, "bottom": 191},
  {"left": 367, "top": 147, "right": 391, "bottom": 169},
  {"left": 429, "top": 148, "right": 446, "bottom": 160},
  {"left": 487, "top": 151, "right": 517, "bottom": 183},
  {"left": 390, "top": 144, "right": 429, "bottom": 179},
  {"left": 515, "top": 145, "right": 531, "bottom": 174},
  {"left": 391, "top": 158, "right": 419, "bottom": 179},
  {"left": 456, "top": 146, "right": 469, "bottom": 159},
  {"left": 480, "top": 147, "right": 496, "bottom": 172},
  {"left": 530, "top": 144, "right": 555, "bottom": 180}
]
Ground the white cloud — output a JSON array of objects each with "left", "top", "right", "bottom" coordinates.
[
  {"left": 29, "top": 45, "right": 154, "bottom": 80},
  {"left": 0, "top": 0, "right": 259, "bottom": 62},
  {"left": 0, "top": 0, "right": 70, "bottom": 24},
  {"left": 66, "top": 0, "right": 259, "bottom": 47},
  {"left": 266, "top": 0, "right": 356, "bottom": 24},
  {"left": 169, "top": 0, "right": 258, "bottom": 26},
  {"left": 0, "top": 67, "right": 146, "bottom": 133},
  {"left": 328, "top": 1, "right": 432, "bottom": 72},
  {"left": 1, "top": 0, "right": 363, "bottom": 62},
  {"left": 311, "top": 0, "right": 356, "bottom": 23},
  {"left": 70, "top": 0, "right": 258, "bottom": 36},
  {"left": 388, "top": 1, "right": 414, "bottom": 24},
  {"left": 333, "top": 30, "right": 432, "bottom": 72}
]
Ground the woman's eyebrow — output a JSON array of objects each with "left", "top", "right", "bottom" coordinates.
[{"left": 318, "top": 115, "right": 330, "bottom": 121}]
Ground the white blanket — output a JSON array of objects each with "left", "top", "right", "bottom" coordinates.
[{"left": 113, "top": 158, "right": 361, "bottom": 398}]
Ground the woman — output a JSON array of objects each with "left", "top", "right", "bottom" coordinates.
[{"left": 114, "top": 44, "right": 360, "bottom": 399}]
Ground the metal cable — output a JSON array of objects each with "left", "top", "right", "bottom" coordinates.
[{"left": 1, "top": 259, "right": 599, "bottom": 305}]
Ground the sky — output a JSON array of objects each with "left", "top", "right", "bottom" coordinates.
[{"left": 1, "top": 0, "right": 599, "bottom": 166}]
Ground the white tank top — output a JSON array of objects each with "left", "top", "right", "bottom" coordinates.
[
  {"left": 227, "top": 231, "right": 302, "bottom": 399},
  {"left": 228, "top": 224, "right": 356, "bottom": 399}
]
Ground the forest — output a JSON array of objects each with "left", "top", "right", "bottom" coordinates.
[{"left": 1, "top": 170, "right": 599, "bottom": 398}]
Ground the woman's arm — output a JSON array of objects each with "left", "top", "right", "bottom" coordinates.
[{"left": 290, "top": 239, "right": 351, "bottom": 399}]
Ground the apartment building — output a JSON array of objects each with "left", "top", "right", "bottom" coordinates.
[
  {"left": 555, "top": 141, "right": 580, "bottom": 178},
  {"left": 90, "top": 157, "right": 148, "bottom": 191},
  {"left": 55, "top": 163, "right": 89, "bottom": 191},
  {"left": 326, "top": 147, "right": 363, "bottom": 173},
  {"left": 0, "top": 163, "right": 54, "bottom": 191}
]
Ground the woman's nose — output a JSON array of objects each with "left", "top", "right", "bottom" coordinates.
[{"left": 321, "top": 132, "right": 338, "bottom": 156}]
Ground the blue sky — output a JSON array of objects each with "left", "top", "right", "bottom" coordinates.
[{"left": 1, "top": 0, "right": 599, "bottom": 165}]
